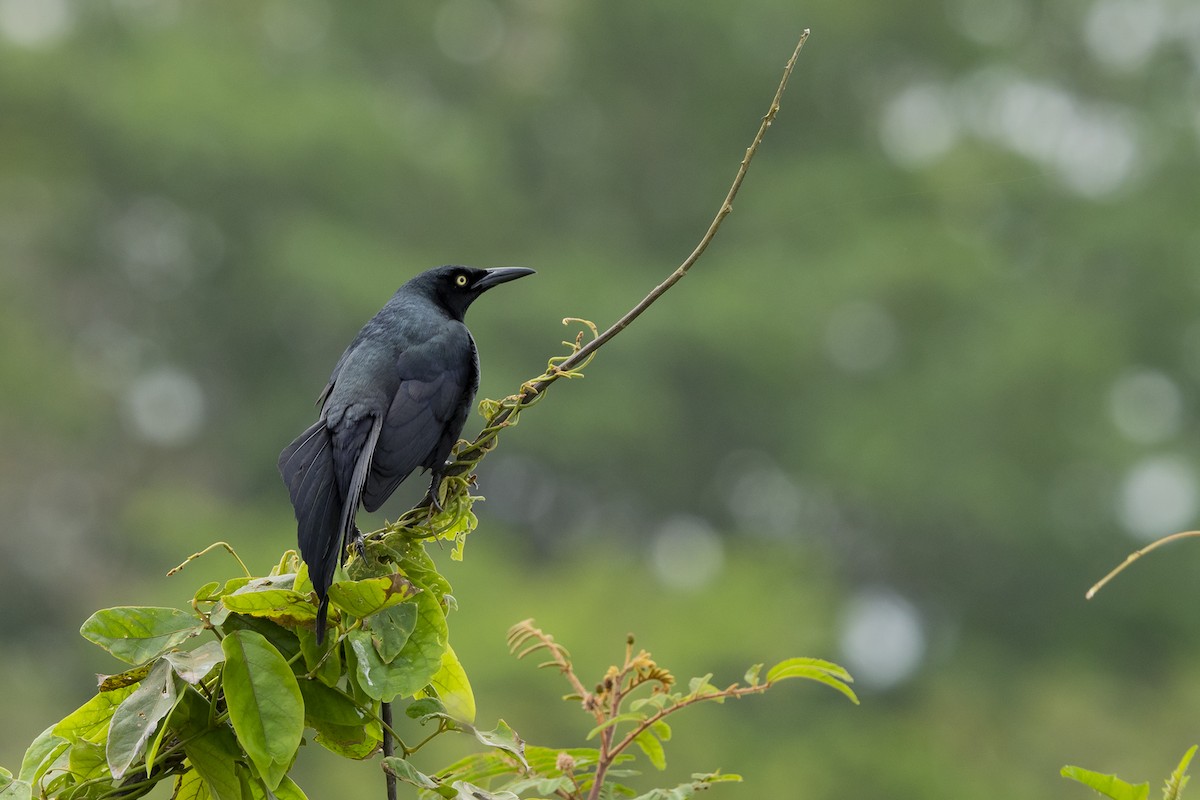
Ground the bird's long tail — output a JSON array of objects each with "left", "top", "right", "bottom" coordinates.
[{"left": 278, "top": 420, "right": 345, "bottom": 643}]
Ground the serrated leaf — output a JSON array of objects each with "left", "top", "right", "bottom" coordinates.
[
  {"left": 1061, "top": 766, "right": 1150, "bottom": 800},
  {"left": 347, "top": 587, "right": 446, "bottom": 702},
  {"left": 634, "top": 729, "right": 666, "bottom": 770},
  {"left": 221, "top": 630, "right": 304, "bottom": 790},
  {"left": 80, "top": 607, "right": 202, "bottom": 665},
  {"left": 53, "top": 684, "right": 138, "bottom": 744},
  {"left": 161, "top": 641, "right": 225, "bottom": 684},
  {"left": 328, "top": 574, "right": 419, "bottom": 619},
  {"left": 765, "top": 657, "right": 859, "bottom": 705},
  {"left": 107, "top": 659, "right": 178, "bottom": 780},
  {"left": 427, "top": 642, "right": 476, "bottom": 723},
  {"left": 18, "top": 725, "right": 68, "bottom": 786},
  {"left": 1165, "top": 745, "right": 1197, "bottom": 800},
  {"left": 382, "top": 757, "right": 440, "bottom": 790},
  {"left": 222, "top": 589, "right": 316, "bottom": 626}
]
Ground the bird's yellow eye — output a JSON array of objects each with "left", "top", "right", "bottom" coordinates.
[{"left": 455, "top": 274, "right": 469, "bottom": 287}]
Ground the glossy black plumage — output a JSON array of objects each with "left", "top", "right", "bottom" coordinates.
[{"left": 278, "top": 265, "right": 535, "bottom": 642}]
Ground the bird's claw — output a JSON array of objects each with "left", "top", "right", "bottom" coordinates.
[{"left": 351, "top": 527, "right": 367, "bottom": 559}]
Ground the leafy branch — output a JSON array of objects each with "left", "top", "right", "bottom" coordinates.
[
  {"left": 404, "top": 620, "right": 857, "bottom": 800},
  {"left": 0, "top": 27, "right": 829, "bottom": 800},
  {"left": 1063, "top": 745, "right": 1197, "bottom": 800}
]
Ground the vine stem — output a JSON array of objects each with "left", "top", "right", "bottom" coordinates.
[{"left": 579, "top": 27, "right": 811, "bottom": 798}]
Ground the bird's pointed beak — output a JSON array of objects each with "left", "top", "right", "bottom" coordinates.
[{"left": 475, "top": 267, "right": 536, "bottom": 291}]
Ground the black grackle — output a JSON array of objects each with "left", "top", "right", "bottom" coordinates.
[{"left": 278, "top": 265, "right": 535, "bottom": 642}]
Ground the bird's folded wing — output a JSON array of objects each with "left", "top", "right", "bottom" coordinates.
[{"left": 360, "top": 354, "right": 472, "bottom": 512}]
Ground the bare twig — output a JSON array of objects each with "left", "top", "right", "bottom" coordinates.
[
  {"left": 386, "top": 28, "right": 811, "bottom": 530},
  {"left": 1086, "top": 529, "right": 1200, "bottom": 599}
]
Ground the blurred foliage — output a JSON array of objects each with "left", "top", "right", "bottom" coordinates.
[{"left": 2, "top": 0, "right": 1200, "bottom": 798}]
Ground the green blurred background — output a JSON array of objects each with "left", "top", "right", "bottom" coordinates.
[{"left": 3, "top": 0, "right": 1199, "bottom": 797}]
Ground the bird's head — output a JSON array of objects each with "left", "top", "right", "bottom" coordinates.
[{"left": 421, "top": 265, "right": 536, "bottom": 320}]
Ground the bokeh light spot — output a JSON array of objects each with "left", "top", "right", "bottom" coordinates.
[
  {"left": 0, "top": 0, "right": 71, "bottom": 47},
  {"left": 122, "top": 367, "right": 206, "bottom": 447},
  {"left": 824, "top": 300, "right": 900, "bottom": 374},
  {"left": 1107, "top": 368, "right": 1183, "bottom": 444},
  {"left": 839, "top": 588, "right": 926, "bottom": 691},
  {"left": 880, "top": 83, "right": 959, "bottom": 169},
  {"left": 651, "top": 515, "right": 725, "bottom": 591},
  {"left": 1118, "top": 455, "right": 1198, "bottom": 541}
]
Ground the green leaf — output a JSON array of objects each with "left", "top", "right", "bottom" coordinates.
[
  {"left": 18, "top": 725, "right": 68, "bottom": 786},
  {"left": 347, "top": 587, "right": 446, "bottom": 702},
  {"left": 369, "top": 601, "right": 418, "bottom": 664},
  {"left": 222, "top": 589, "right": 317, "bottom": 626},
  {"left": 629, "top": 693, "right": 671, "bottom": 713},
  {"left": 107, "top": 659, "right": 179, "bottom": 780},
  {"left": 328, "top": 574, "right": 419, "bottom": 618},
  {"left": 686, "top": 673, "right": 719, "bottom": 698},
  {"left": 296, "top": 626, "right": 341, "bottom": 687},
  {"left": 1061, "top": 766, "right": 1150, "bottom": 800},
  {"left": 173, "top": 769, "right": 211, "bottom": 800},
  {"left": 272, "top": 775, "right": 309, "bottom": 800},
  {"left": 97, "top": 663, "right": 153, "bottom": 692},
  {"left": 297, "top": 679, "right": 382, "bottom": 760},
  {"left": 1165, "top": 745, "right": 1197, "bottom": 800},
  {"left": 450, "top": 781, "right": 518, "bottom": 800},
  {"left": 381, "top": 757, "right": 440, "bottom": 790},
  {"left": 220, "top": 614, "right": 302, "bottom": 662},
  {"left": 743, "top": 663, "right": 763, "bottom": 686},
  {"left": 172, "top": 689, "right": 245, "bottom": 800},
  {"left": 630, "top": 772, "right": 743, "bottom": 800},
  {"left": 427, "top": 642, "right": 476, "bottom": 723},
  {"left": 634, "top": 729, "right": 667, "bottom": 770},
  {"left": 501, "top": 775, "right": 576, "bottom": 796},
  {"left": 67, "top": 739, "right": 108, "bottom": 782},
  {"left": 0, "top": 769, "right": 32, "bottom": 800},
  {"left": 193, "top": 581, "right": 221, "bottom": 603},
  {"left": 587, "top": 712, "right": 646, "bottom": 740},
  {"left": 80, "top": 607, "right": 202, "bottom": 665},
  {"left": 53, "top": 684, "right": 139, "bottom": 744},
  {"left": 163, "top": 641, "right": 226, "bottom": 684},
  {"left": 765, "top": 657, "right": 859, "bottom": 705},
  {"left": 470, "top": 720, "right": 528, "bottom": 770},
  {"left": 221, "top": 629, "right": 304, "bottom": 790}
]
